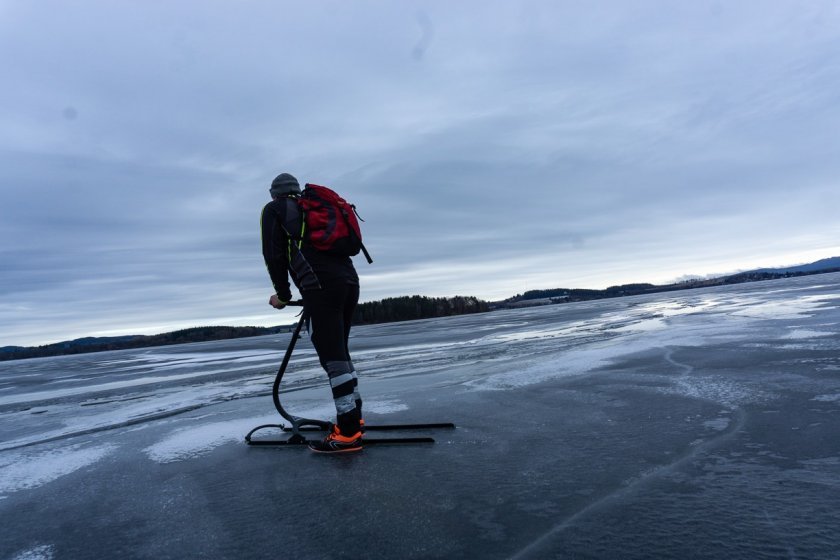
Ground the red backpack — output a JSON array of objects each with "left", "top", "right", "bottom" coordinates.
[{"left": 299, "top": 184, "right": 373, "bottom": 263}]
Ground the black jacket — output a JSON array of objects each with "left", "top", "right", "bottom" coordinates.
[{"left": 261, "top": 197, "right": 359, "bottom": 301}]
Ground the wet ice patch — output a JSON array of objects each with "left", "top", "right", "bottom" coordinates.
[
  {"left": 486, "top": 320, "right": 593, "bottom": 343},
  {"left": 144, "top": 404, "right": 335, "bottom": 463},
  {"left": 703, "top": 418, "right": 731, "bottom": 431},
  {"left": 144, "top": 422, "right": 241, "bottom": 463},
  {"left": 142, "top": 398, "right": 411, "bottom": 463},
  {"left": 614, "top": 318, "right": 667, "bottom": 333},
  {"left": 660, "top": 377, "right": 772, "bottom": 408},
  {"left": 101, "top": 349, "right": 284, "bottom": 370},
  {"left": 464, "top": 318, "right": 716, "bottom": 391},
  {"left": 365, "top": 399, "right": 409, "bottom": 414},
  {"left": 0, "top": 444, "right": 116, "bottom": 494},
  {"left": 465, "top": 353, "right": 590, "bottom": 391},
  {"left": 782, "top": 329, "right": 835, "bottom": 340},
  {"left": 143, "top": 415, "right": 278, "bottom": 463},
  {"left": 732, "top": 294, "right": 840, "bottom": 320},
  {"left": 9, "top": 545, "right": 55, "bottom": 560},
  {"left": 0, "top": 370, "right": 255, "bottom": 407}
]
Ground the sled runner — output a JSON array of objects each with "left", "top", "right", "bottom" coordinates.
[{"left": 245, "top": 302, "right": 455, "bottom": 447}]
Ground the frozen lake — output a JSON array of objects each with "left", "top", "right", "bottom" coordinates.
[{"left": 2, "top": 273, "right": 840, "bottom": 559}]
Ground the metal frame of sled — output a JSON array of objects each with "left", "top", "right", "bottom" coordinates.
[{"left": 245, "top": 302, "right": 455, "bottom": 447}]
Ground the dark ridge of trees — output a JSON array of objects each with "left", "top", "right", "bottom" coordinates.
[
  {"left": 504, "top": 284, "right": 659, "bottom": 304},
  {"left": 499, "top": 267, "right": 840, "bottom": 308},
  {"left": 722, "top": 269, "right": 840, "bottom": 284},
  {"left": 0, "top": 325, "right": 294, "bottom": 362},
  {"left": 1, "top": 295, "right": 491, "bottom": 362},
  {"left": 514, "top": 288, "right": 570, "bottom": 300},
  {"left": 5, "top": 263, "right": 838, "bottom": 362},
  {"left": 353, "top": 295, "right": 489, "bottom": 325}
]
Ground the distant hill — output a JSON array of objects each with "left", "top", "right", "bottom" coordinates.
[
  {"left": 4, "top": 258, "right": 837, "bottom": 361},
  {"left": 0, "top": 325, "right": 297, "bottom": 362},
  {"left": 1, "top": 295, "right": 489, "bottom": 362},
  {"left": 747, "top": 257, "right": 840, "bottom": 275},
  {"left": 497, "top": 256, "right": 840, "bottom": 307}
]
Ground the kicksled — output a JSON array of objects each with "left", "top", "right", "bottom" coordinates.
[{"left": 245, "top": 302, "right": 455, "bottom": 448}]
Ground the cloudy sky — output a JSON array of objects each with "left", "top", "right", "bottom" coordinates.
[{"left": 2, "top": 1, "right": 839, "bottom": 347}]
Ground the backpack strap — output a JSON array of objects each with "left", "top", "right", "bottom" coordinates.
[
  {"left": 278, "top": 196, "right": 321, "bottom": 290},
  {"left": 359, "top": 242, "right": 373, "bottom": 264},
  {"left": 282, "top": 196, "right": 305, "bottom": 253},
  {"left": 344, "top": 205, "right": 373, "bottom": 264}
]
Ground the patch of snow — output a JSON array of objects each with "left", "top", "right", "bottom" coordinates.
[
  {"left": 9, "top": 545, "right": 55, "bottom": 560},
  {"left": 142, "top": 398, "right": 411, "bottom": 464},
  {"left": 365, "top": 399, "right": 409, "bottom": 414},
  {"left": 463, "top": 314, "right": 731, "bottom": 391},
  {"left": 142, "top": 415, "right": 281, "bottom": 464},
  {"left": 660, "top": 377, "right": 773, "bottom": 408},
  {"left": 782, "top": 329, "right": 835, "bottom": 340},
  {"left": 614, "top": 318, "right": 668, "bottom": 333},
  {"left": 0, "top": 444, "right": 116, "bottom": 494},
  {"left": 731, "top": 294, "right": 840, "bottom": 320}
]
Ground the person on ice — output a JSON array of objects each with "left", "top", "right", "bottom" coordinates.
[{"left": 261, "top": 173, "right": 364, "bottom": 453}]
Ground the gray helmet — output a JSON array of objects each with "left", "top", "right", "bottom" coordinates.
[{"left": 269, "top": 173, "right": 301, "bottom": 197}]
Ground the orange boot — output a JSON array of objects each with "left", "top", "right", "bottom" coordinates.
[{"left": 308, "top": 424, "right": 363, "bottom": 453}]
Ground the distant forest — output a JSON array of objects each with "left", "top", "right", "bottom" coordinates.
[
  {"left": 501, "top": 267, "right": 840, "bottom": 307},
  {"left": 0, "top": 295, "right": 490, "bottom": 361},
  {"left": 3, "top": 261, "right": 838, "bottom": 362},
  {"left": 354, "top": 295, "right": 488, "bottom": 324},
  {"left": 0, "top": 325, "right": 292, "bottom": 362}
]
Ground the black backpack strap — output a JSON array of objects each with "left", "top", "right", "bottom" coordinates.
[
  {"left": 282, "top": 197, "right": 305, "bottom": 246},
  {"left": 340, "top": 205, "right": 373, "bottom": 264},
  {"left": 351, "top": 206, "right": 373, "bottom": 264},
  {"left": 278, "top": 197, "right": 321, "bottom": 290},
  {"left": 359, "top": 242, "right": 373, "bottom": 264}
]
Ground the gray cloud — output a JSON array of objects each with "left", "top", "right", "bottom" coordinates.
[{"left": 2, "top": 1, "right": 840, "bottom": 346}]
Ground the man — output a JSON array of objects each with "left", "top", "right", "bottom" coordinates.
[{"left": 261, "top": 173, "right": 364, "bottom": 453}]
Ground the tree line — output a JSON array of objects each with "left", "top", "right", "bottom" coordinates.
[
  {"left": 0, "top": 325, "right": 293, "bottom": 361},
  {"left": 1, "top": 295, "right": 490, "bottom": 361},
  {"left": 353, "top": 295, "right": 489, "bottom": 324}
]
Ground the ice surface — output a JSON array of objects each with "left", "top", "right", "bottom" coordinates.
[
  {"left": 0, "top": 444, "right": 116, "bottom": 494},
  {"left": 2, "top": 273, "right": 840, "bottom": 559},
  {"left": 8, "top": 545, "right": 54, "bottom": 560},
  {"left": 783, "top": 328, "right": 835, "bottom": 339},
  {"left": 142, "top": 415, "right": 280, "bottom": 464},
  {"left": 142, "top": 399, "right": 411, "bottom": 464}
]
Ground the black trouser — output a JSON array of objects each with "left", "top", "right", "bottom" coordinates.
[{"left": 302, "top": 283, "right": 362, "bottom": 435}]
